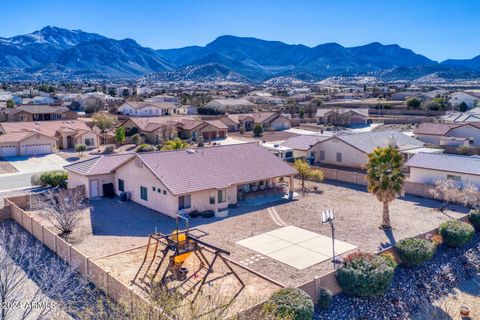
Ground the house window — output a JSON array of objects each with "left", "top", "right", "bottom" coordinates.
[
  {"left": 140, "top": 186, "right": 148, "bottom": 201},
  {"left": 319, "top": 151, "right": 325, "bottom": 161},
  {"left": 178, "top": 195, "right": 191, "bottom": 210},
  {"left": 209, "top": 191, "right": 215, "bottom": 204},
  {"left": 336, "top": 152, "right": 342, "bottom": 163},
  {"left": 163, "top": 190, "right": 166, "bottom": 195},
  {"left": 85, "top": 138, "right": 94, "bottom": 146},
  {"left": 118, "top": 179, "right": 125, "bottom": 192},
  {"left": 152, "top": 186, "right": 156, "bottom": 191},
  {"left": 157, "top": 188, "right": 161, "bottom": 193},
  {"left": 447, "top": 175, "right": 461, "bottom": 182},
  {"left": 218, "top": 189, "right": 226, "bottom": 203}
]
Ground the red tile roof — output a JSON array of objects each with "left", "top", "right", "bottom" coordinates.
[
  {"left": 64, "top": 153, "right": 135, "bottom": 176},
  {"left": 0, "top": 120, "right": 94, "bottom": 138}
]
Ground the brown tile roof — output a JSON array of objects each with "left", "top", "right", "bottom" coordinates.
[
  {"left": 64, "top": 153, "right": 135, "bottom": 176},
  {"left": 0, "top": 131, "right": 35, "bottom": 143},
  {"left": 124, "top": 117, "right": 181, "bottom": 132},
  {"left": 0, "top": 120, "right": 94, "bottom": 138},
  {"left": 121, "top": 101, "right": 177, "bottom": 110},
  {"left": 7, "top": 105, "right": 71, "bottom": 115},
  {"left": 413, "top": 122, "right": 480, "bottom": 135},
  {"left": 138, "top": 143, "right": 297, "bottom": 195}
]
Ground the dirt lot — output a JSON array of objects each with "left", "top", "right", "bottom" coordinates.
[
  {"left": 28, "top": 179, "right": 467, "bottom": 290},
  {"left": 0, "top": 160, "right": 18, "bottom": 174}
]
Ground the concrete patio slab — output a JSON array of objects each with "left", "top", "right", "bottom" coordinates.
[
  {"left": 266, "top": 225, "right": 319, "bottom": 244},
  {"left": 298, "top": 236, "right": 357, "bottom": 256},
  {"left": 236, "top": 234, "right": 292, "bottom": 255},
  {"left": 266, "top": 245, "right": 330, "bottom": 270},
  {"left": 237, "top": 226, "right": 357, "bottom": 270}
]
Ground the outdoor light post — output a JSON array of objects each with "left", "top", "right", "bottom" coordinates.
[{"left": 322, "top": 208, "right": 341, "bottom": 269}]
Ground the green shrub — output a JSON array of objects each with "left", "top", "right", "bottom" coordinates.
[
  {"left": 336, "top": 252, "right": 395, "bottom": 298},
  {"left": 75, "top": 143, "right": 87, "bottom": 154},
  {"left": 439, "top": 220, "right": 475, "bottom": 247},
  {"left": 262, "top": 287, "right": 314, "bottom": 320},
  {"left": 103, "top": 144, "right": 115, "bottom": 154},
  {"left": 131, "top": 133, "right": 142, "bottom": 145},
  {"left": 135, "top": 144, "right": 155, "bottom": 153},
  {"left": 470, "top": 209, "right": 480, "bottom": 231},
  {"left": 39, "top": 170, "right": 68, "bottom": 188},
  {"left": 395, "top": 238, "right": 436, "bottom": 267},
  {"left": 317, "top": 288, "right": 332, "bottom": 310}
]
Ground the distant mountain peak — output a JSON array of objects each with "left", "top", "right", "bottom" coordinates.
[{"left": 0, "top": 26, "right": 479, "bottom": 82}]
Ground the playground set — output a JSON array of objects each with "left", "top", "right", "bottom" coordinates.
[{"left": 132, "top": 212, "right": 245, "bottom": 310}]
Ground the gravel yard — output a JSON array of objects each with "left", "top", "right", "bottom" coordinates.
[{"left": 27, "top": 179, "right": 468, "bottom": 289}]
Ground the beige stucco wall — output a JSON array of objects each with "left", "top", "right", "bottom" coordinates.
[
  {"left": 409, "top": 167, "right": 480, "bottom": 187},
  {"left": 67, "top": 171, "right": 115, "bottom": 198},
  {"left": 114, "top": 158, "right": 178, "bottom": 217},
  {"left": 311, "top": 138, "right": 368, "bottom": 168},
  {"left": 269, "top": 116, "right": 291, "bottom": 130},
  {"left": 19, "top": 134, "right": 57, "bottom": 154},
  {"left": 77, "top": 132, "right": 100, "bottom": 148}
]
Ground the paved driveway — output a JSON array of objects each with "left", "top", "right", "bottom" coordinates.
[
  {"left": 6, "top": 154, "right": 68, "bottom": 173},
  {"left": 0, "top": 154, "right": 68, "bottom": 191}
]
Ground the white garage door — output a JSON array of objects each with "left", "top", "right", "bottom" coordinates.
[
  {"left": 0, "top": 145, "right": 19, "bottom": 157},
  {"left": 22, "top": 143, "right": 53, "bottom": 156}
]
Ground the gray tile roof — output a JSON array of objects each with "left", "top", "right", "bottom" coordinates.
[
  {"left": 137, "top": 142, "right": 297, "bottom": 195},
  {"left": 64, "top": 153, "right": 135, "bottom": 176},
  {"left": 336, "top": 130, "right": 424, "bottom": 153},
  {"left": 406, "top": 153, "right": 480, "bottom": 176},
  {"left": 281, "top": 135, "right": 330, "bottom": 150}
]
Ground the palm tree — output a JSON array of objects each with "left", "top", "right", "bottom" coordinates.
[
  {"left": 161, "top": 138, "right": 190, "bottom": 151},
  {"left": 365, "top": 146, "right": 405, "bottom": 229}
]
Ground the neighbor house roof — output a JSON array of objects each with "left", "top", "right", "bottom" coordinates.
[
  {"left": 64, "top": 153, "right": 135, "bottom": 176},
  {"left": 7, "top": 105, "right": 71, "bottom": 115},
  {"left": 281, "top": 135, "right": 330, "bottom": 150},
  {"left": 316, "top": 108, "right": 369, "bottom": 117},
  {"left": 406, "top": 153, "right": 480, "bottom": 176},
  {"left": 414, "top": 122, "right": 480, "bottom": 135},
  {"left": 120, "top": 101, "right": 177, "bottom": 110},
  {"left": 209, "top": 98, "right": 254, "bottom": 107},
  {"left": 335, "top": 130, "right": 424, "bottom": 153},
  {"left": 137, "top": 143, "right": 297, "bottom": 195},
  {"left": 123, "top": 117, "right": 181, "bottom": 132},
  {"left": 0, "top": 120, "right": 94, "bottom": 138},
  {"left": 0, "top": 131, "right": 55, "bottom": 143}
]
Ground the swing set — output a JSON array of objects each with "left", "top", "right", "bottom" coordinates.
[{"left": 132, "top": 212, "right": 245, "bottom": 304}]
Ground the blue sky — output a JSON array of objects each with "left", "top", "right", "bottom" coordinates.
[{"left": 0, "top": 0, "right": 479, "bottom": 61}]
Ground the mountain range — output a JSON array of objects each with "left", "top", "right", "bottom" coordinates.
[{"left": 1, "top": 26, "right": 480, "bottom": 82}]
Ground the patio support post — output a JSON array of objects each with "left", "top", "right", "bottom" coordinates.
[{"left": 288, "top": 175, "right": 294, "bottom": 199}]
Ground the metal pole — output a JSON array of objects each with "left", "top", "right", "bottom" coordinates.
[{"left": 331, "top": 220, "right": 336, "bottom": 269}]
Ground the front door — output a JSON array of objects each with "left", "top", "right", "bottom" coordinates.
[
  {"left": 90, "top": 179, "right": 99, "bottom": 198},
  {"left": 66, "top": 136, "right": 73, "bottom": 148}
]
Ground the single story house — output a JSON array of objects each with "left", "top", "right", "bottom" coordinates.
[
  {"left": 178, "top": 105, "right": 198, "bottom": 115},
  {"left": 413, "top": 122, "right": 480, "bottom": 147},
  {"left": 316, "top": 108, "right": 369, "bottom": 125},
  {"left": 282, "top": 130, "right": 425, "bottom": 169},
  {"left": 227, "top": 112, "right": 291, "bottom": 131},
  {"left": 206, "top": 98, "right": 256, "bottom": 113},
  {"left": 0, "top": 120, "right": 100, "bottom": 154},
  {"left": 118, "top": 101, "right": 178, "bottom": 116},
  {"left": 448, "top": 92, "right": 479, "bottom": 109},
  {"left": 0, "top": 105, "right": 79, "bottom": 122},
  {"left": 178, "top": 119, "right": 228, "bottom": 140},
  {"left": 65, "top": 143, "right": 297, "bottom": 217},
  {"left": 121, "top": 117, "right": 180, "bottom": 144},
  {"left": 0, "top": 131, "right": 57, "bottom": 157},
  {"left": 406, "top": 152, "right": 480, "bottom": 187}
]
